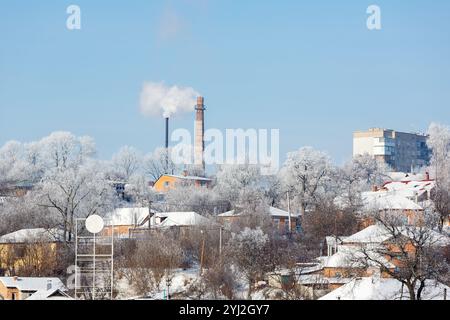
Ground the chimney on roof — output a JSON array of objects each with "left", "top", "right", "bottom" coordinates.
[
  {"left": 425, "top": 172, "right": 430, "bottom": 181},
  {"left": 13, "top": 276, "right": 18, "bottom": 282},
  {"left": 194, "top": 96, "right": 206, "bottom": 174},
  {"left": 372, "top": 185, "right": 379, "bottom": 192},
  {"left": 47, "top": 280, "right": 52, "bottom": 290}
]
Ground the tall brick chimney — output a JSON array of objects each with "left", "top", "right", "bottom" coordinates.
[{"left": 194, "top": 96, "right": 205, "bottom": 173}]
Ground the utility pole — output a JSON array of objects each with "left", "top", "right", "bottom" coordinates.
[
  {"left": 287, "top": 191, "right": 292, "bottom": 235},
  {"left": 148, "top": 199, "right": 153, "bottom": 230},
  {"left": 199, "top": 230, "right": 206, "bottom": 276},
  {"left": 219, "top": 227, "right": 223, "bottom": 257}
]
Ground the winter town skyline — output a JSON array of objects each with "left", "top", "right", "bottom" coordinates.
[
  {"left": 1, "top": 1, "right": 450, "bottom": 165},
  {"left": 1, "top": 1, "right": 450, "bottom": 306}
]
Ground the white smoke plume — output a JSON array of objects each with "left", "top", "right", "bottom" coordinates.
[{"left": 139, "top": 82, "right": 200, "bottom": 118}]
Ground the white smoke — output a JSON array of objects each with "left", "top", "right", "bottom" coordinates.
[{"left": 139, "top": 82, "right": 200, "bottom": 118}]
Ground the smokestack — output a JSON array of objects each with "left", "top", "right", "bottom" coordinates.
[
  {"left": 165, "top": 117, "right": 169, "bottom": 149},
  {"left": 164, "top": 117, "right": 170, "bottom": 173},
  {"left": 194, "top": 96, "right": 205, "bottom": 173}
]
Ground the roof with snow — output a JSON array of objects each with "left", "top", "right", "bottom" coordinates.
[
  {"left": 155, "top": 212, "right": 212, "bottom": 228},
  {"left": 382, "top": 180, "right": 435, "bottom": 199},
  {"left": 323, "top": 245, "right": 395, "bottom": 269},
  {"left": 162, "top": 175, "right": 213, "bottom": 182},
  {"left": 269, "top": 206, "right": 301, "bottom": 218},
  {"left": 26, "top": 288, "right": 73, "bottom": 300},
  {"left": 362, "top": 191, "right": 423, "bottom": 211},
  {"left": 343, "top": 224, "right": 450, "bottom": 246},
  {"left": 386, "top": 172, "right": 430, "bottom": 182},
  {"left": 343, "top": 225, "right": 393, "bottom": 244},
  {"left": 319, "top": 277, "right": 450, "bottom": 300},
  {"left": 217, "top": 210, "right": 241, "bottom": 217},
  {"left": 0, "top": 228, "right": 64, "bottom": 244},
  {"left": 0, "top": 277, "right": 65, "bottom": 292},
  {"left": 108, "top": 207, "right": 154, "bottom": 226}
]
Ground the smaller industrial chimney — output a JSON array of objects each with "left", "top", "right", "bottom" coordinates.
[
  {"left": 194, "top": 97, "right": 206, "bottom": 173},
  {"left": 165, "top": 117, "right": 169, "bottom": 150},
  {"left": 164, "top": 117, "right": 169, "bottom": 173}
]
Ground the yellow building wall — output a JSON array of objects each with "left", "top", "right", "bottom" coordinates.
[
  {"left": 153, "top": 176, "right": 179, "bottom": 193},
  {"left": 0, "top": 242, "right": 58, "bottom": 275},
  {"left": 0, "top": 281, "right": 22, "bottom": 300}
]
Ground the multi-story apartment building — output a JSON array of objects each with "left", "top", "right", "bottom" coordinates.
[{"left": 353, "top": 128, "right": 430, "bottom": 172}]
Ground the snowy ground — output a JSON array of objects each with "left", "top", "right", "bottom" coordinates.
[{"left": 114, "top": 266, "right": 286, "bottom": 300}]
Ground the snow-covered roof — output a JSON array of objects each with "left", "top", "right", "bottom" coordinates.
[
  {"left": 343, "top": 224, "right": 450, "bottom": 246},
  {"left": 0, "top": 228, "right": 64, "bottom": 243},
  {"left": 362, "top": 192, "right": 423, "bottom": 211},
  {"left": 269, "top": 206, "right": 301, "bottom": 218},
  {"left": 164, "top": 175, "right": 212, "bottom": 182},
  {"left": 319, "top": 277, "right": 450, "bottom": 300},
  {"left": 386, "top": 172, "right": 429, "bottom": 182},
  {"left": 26, "top": 288, "right": 73, "bottom": 300},
  {"left": 382, "top": 180, "right": 435, "bottom": 199},
  {"left": 297, "top": 274, "right": 353, "bottom": 285},
  {"left": 155, "top": 212, "right": 212, "bottom": 228},
  {"left": 0, "top": 277, "right": 65, "bottom": 292},
  {"left": 217, "top": 210, "right": 241, "bottom": 217},
  {"left": 109, "top": 207, "right": 153, "bottom": 226},
  {"left": 323, "top": 245, "right": 395, "bottom": 269},
  {"left": 343, "top": 225, "right": 392, "bottom": 244}
]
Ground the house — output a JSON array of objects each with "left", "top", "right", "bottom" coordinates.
[
  {"left": 0, "top": 276, "right": 67, "bottom": 300},
  {"left": 217, "top": 210, "right": 242, "bottom": 226},
  {"left": 319, "top": 276, "right": 450, "bottom": 300},
  {"left": 269, "top": 207, "right": 301, "bottom": 234},
  {"left": 342, "top": 224, "right": 450, "bottom": 247},
  {"left": 0, "top": 182, "right": 34, "bottom": 198},
  {"left": 361, "top": 191, "right": 425, "bottom": 225},
  {"left": 130, "top": 211, "right": 214, "bottom": 238},
  {"left": 25, "top": 287, "right": 73, "bottom": 300},
  {"left": 321, "top": 245, "right": 395, "bottom": 281},
  {"left": 150, "top": 211, "right": 212, "bottom": 228},
  {"left": 381, "top": 179, "right": 435, "bottom": 203},
  {"left": 153, "top": 174, "right": 212, "bottom": 193},
  {"left": 217, "top": 207, "right": 301, "bottom": 235},
  {"left": 102, "top": 207, "right": 155, "bottom": 238},
  {"left": 0, "top": 228, "right": 64, "bottom": 276}
]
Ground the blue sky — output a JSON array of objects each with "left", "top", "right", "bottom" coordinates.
[{"left": 1, "top": 0, "right": 449, "bottom": 165}]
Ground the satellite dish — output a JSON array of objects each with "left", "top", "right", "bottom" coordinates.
[{"left": 85, "top": 215, "right": 105, "bottom": 234}]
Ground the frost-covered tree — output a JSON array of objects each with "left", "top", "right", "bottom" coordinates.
[
  {"left": 125, "top": 174, "right": 156, "bottom": 205},
  {"left": 111, "top": 146, "right": 142, "bottom": 182},
  {"left": 143, "top": 147, "right": 179, "bottom": 181},
  {"left": 353, "top": 213, "right": 449, "bottom": 300},
  {"left": 164, "top": 185, "right": 226, "bottom": 215},
  {"left": 229, "top": 227, "right": 270, "bottom": 299},
  {"left": 36, "top": 162, "right": 116, "bottom": 242},
  {"left": 214, "top": 164, "right": 262, "bottom": 206},
  {"left": 427, "top": 123, "right": 450, "bottom": 231},
  {"left": 0, "top": 132, "right": 97, "bottom": 187},
  {"left": 39, "top": 131, "right": 94, "bottom": 170},
  {"left": 280, "top": 147, "right": 333, "bottom": 215},
  {"left": 337, "top": 154, "right": 389, "bottom": 211},
  {"left": 0, "top": 141, "right": 29, "bottom": 185}
]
